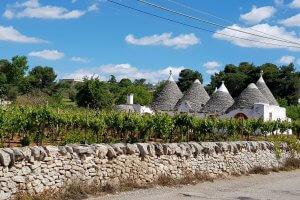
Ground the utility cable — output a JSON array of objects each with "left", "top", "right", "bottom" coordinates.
[
  {"left": 137, "top": 0, "right": 300, "bottom": 47},
  {"left": 163, "top": 0, "right": 295, "bottom": 45},
  {"left": 107, "top": 0, "right": 300, "bottom": 49}
]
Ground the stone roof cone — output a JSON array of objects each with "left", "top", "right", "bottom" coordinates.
[
  {"left": 227, "top": 83, "right": 269, "bottom": 112},
  {"left": 175, "top": 79, "right": 210, "bottom": 112},
  {"left": 201, "top": 81, "right": 234, "bottom": 114},
  {"left": 151, "top": 70, "right": 183, "bottom": 111},
  {"left": 256, "top": 71, "right": 278, "bottom": 106}
]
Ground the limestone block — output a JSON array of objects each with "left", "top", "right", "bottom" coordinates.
[
  {"left": 0, "top": 192, "right": 10, "bottom": 200},
  {"left": 44, "top": 146, "right": 59, "bottom": 157},
  {"left": 188, "top": 142, "right": 204, "bottom": 155},
  {"left": 12, "top": 176, "right": 26, "bottom": 183},
  {"left": 126, "top": 144, "right": 139, "bottom": 155},
  {"left": 106, "top": 145, "right": 117, "bottom": 159},
  {"left": 0, "top": 150, "right": 11, "bottom": 167}
]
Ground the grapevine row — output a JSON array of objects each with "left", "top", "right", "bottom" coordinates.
[{"left": 0, "top": 106, "right": 298, "bottom": 147}]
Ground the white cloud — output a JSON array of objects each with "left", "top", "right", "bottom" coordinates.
[
  {"left": 16, "top": 0, "right": 40, "bottom": 8},
  {"left": 203, "top": 61, "right": 222, "bottom": 69},
  {"left": 297, "top": 58, "right": 300, "bottom": 65},
  {"left": 240, "top": 6, "right": 276, "bottom": 24},
  {"left": 279, "top": 13, "right": 300, "bottom": 27},
  {"left": 213, "top": 24, "right": 300, "bottom": 51},
  {"left": 88, "top": 4, "right": 99, "bottom": 11},
  {"left": 0, "top": 25, "right": 46, "bottom": 43},
  {"left": 71, "top": 57, "right": 89, "bottom": 63},
  {"left": 29, "top": 50, "right": 64, "bottom": 60},
  {"left": 125, "top": 33, "right": 200, "bottom": 49},
  {"left": 203, "top": 61, "right": 221, "bottom": 75},
  {"left": 4, "top": 0, "right": 86, "bottom": 19},
  {"left": 71, "top": 0, "right": 77, "bottom": 3},
  {"left": 278, "top": 55, "right": 295, "bottom": 64},
  {"left": 289, "top": 0, "right": 300, "bottom": 8},
  {"left": 206, "top": 69, "right": 220, "bottom": 75},
  {"left": 64, "top": 64, "right": 185, "bottom": 83},
  {"left": 275, "top": 0, "right": 284, "bottom": 5},
  {"left": 3, "top": 10, "right": 15, "bottom": 19}
]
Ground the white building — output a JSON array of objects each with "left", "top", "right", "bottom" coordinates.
[
  {"left": 151, "top": 71, "right": 289, "bottom": 122},
  {"left": 115, "top": 93, "right": 154, "bottom": 115}
]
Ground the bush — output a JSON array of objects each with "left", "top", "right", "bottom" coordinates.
[{"left": 0, "top": 105, "right": 298, "bottom": 147}]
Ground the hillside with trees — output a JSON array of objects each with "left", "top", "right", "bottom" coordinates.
[{"left": 0, "top": 56, "right": 299, "bottom": 119}]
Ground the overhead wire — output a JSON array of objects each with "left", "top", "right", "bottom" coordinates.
[
  {"left": 106, "top": 0, "right": 300, "bottom": 49},
  {"left": 164, "top": 0, "right": 296, "bottom": 44},
  {"left": 137, "top": 0, "right": 300, "bottom": 47}
]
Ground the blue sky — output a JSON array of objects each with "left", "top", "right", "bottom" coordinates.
[{"left": 0, "top": 0, "right": 300, "bottom": 84}]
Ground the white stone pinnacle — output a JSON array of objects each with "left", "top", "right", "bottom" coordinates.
[
  {"left": 168, "top": 74, "right": 175, "bottom": 82},
  {"left": 213, "top": 87, "right": 218, "bottom": 93},
  {"left": 194, "top": 79, "right": 201, "bottom": 84},
  {"left": 257, "top": 70, "right": 265, "bottom": 83},
  {"left": 248, "top": 83, "right": 258, "bottom": 89},
  {"left": 217, "top": 81, "right": 229, "bottom": 93}
]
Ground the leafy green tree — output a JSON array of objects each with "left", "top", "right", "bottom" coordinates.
[
  {"left": 0, "top": 56, "right": 28, "bottom": 86},
  {"left": 177, "top": 69, "right": 203, "bottom": 92},
  {"left": 116, "top": 85, "right": 153, "bottom": 105},
  {"left": 134, "top": 78, "right": 146, "bottom": 85},
  {"left": 0, "top": 56, "right": 29, "bottom": 98},
  {"left": 75, "top": 78, "right": 114, "bottom": 109},
  {"left": 205, "top": 62, "right": 300, "bottom": 104},
  {"left": 108, "top": 75, "right": 117, "bottom": 83},
  {"left": 28, "top": 66, "right": 57, "bottom": 89},
  {"left": 119, "top": 78, "right": 132, "bottom": 87}
]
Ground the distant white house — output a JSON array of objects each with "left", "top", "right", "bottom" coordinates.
[
  {"left": 59, "top": 79, "right": 83, "bottom": 84},
  {"left": 115, "top": 94, "right": 154, "bottom": 115},
  {"left": 0, "top": 99, "right": 12, "bottom": 106}
]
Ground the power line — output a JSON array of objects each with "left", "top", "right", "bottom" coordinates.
[
  {"left": 164, "top": 0, "right": 296, "bottom": 45},
  {"left": 165, "top": 0, "right": 234, "bottom": 24},
  {"left": 137, "top": 0, "right": 300, "bottom": 47},
  {"left": 106, "top": 0, "right": 300, "bottom": 49}
]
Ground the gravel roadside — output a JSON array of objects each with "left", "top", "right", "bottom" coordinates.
[{"left": 88, "top": 170, "right": 300, "bottom": 200}]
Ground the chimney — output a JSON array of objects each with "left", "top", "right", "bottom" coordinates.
[{"left": 127, "top": 93, "right": 134, "bottom": 105}]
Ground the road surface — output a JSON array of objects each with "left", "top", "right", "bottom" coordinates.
[{"left": 89, "top": 170, "right": 300, "bottom": 200}]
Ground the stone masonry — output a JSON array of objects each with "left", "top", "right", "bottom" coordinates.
[{"left": 0, "top": 141, "right": 297, "bottom": 199}]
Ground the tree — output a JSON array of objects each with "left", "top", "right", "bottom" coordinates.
[
  {"left": 177, "top": 69, "right": 203, "bottom": 92},
  {"left": 134, "top": 78, "right": 146, "bottom": 85},
  {"left": 0, "top": 56, "right": 28, "bottom": 98},
  {"left": 0, "top": 56, "right": 28, "bottom": 86},
  {"left": 75, "top": 78, "right": 114, "bottom": 109},
  {"left": 108, "top": 75, "right": 117, "bottom": 83},
  {"left": 116, "top": 84, "right": 153, "bottom": 105},
  {"left": 28, "top": 66, "right": 57, "bottom": 89},
  {"left": 205, "top": 62, "right": 300, "bottom": 105},
  {"left": 119, "top": 78, "right": 132, "bottom": 87}
]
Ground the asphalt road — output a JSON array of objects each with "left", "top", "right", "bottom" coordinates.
[{"left": 90, "top": 170, "right": 300, "bottom": 200}]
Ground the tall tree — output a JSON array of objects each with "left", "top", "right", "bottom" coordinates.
[
  {"left": 108, "top": 75, "right": 117, "bottom": 83},
  {"left": 28, "top": 66, "right": 57, "bottom": 89},
  {"left": 0, "top": 56, "right": 29, "bottom": 99},
  {"left": 134, "top": 78, "right": 146, "bottom": 85},
  {"left": 75, "top": 78, "right": 114, "bottom": 109},
  {"left": 177, "top": 69, "right": 203, "bottom": 92},
  {"left": 205, "top": 62, "right": 300, "bottom": 105},
  {"left": 119, "top": 78, "right": 132, "bottom": 87}
]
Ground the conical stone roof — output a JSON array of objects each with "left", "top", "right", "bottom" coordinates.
[
  {"left": 227, "top": 83, "right": 269, "bottom": 112},
  {"left": 151, "top": 73, "right": 183, "bottom": 111},
  {"left": 256, "top": 71, "right": 278, "bottom": 106},
  {"left": 201, "top": 81, "right": 234, "bottom": 114},
  {"left": 175, "top": 79, "right": 210, "bottom": 112}
]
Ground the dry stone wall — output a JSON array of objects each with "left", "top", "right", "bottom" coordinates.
[{"left": 0, "top": 141, "right": 296, "bottom": 199}]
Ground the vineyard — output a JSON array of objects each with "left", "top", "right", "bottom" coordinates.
[{"left": 0, "top": 106, "right": 299, "bottom": 147}]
